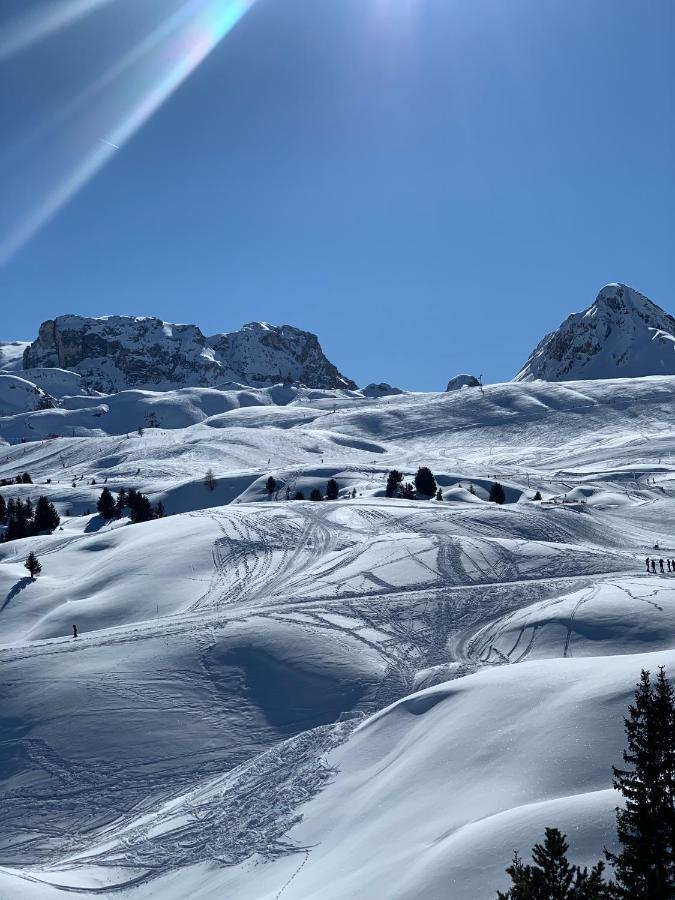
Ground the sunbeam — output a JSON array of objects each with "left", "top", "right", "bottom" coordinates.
[
  {"left": 0, "top": 0, "right": 119, "bottom": 61},
  {"left": 0, "top": 0, "right": 257, "bottom": 264}
]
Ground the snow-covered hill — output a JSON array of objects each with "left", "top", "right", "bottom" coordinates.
[
  {"left": 1, "top": 372, "right": 674, "bottom": 899},
  {"left": 0, "top": 341, "right": 29, "bottom": 372},
  {"left": 515, "top": 283, "right": 675, "bottom": 381},
  {"left": 22, "top": 315, "right": 356, "bottom": 393}
]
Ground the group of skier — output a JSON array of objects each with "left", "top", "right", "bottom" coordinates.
[{"left": 645, "top": 557, "right": 675, "bottom": 574}]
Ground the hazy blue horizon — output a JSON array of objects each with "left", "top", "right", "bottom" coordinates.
[{"left": 2, "top": 0, "right": 673, "bottom": 390}]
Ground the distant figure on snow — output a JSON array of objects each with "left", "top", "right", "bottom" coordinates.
[
  {"left": 660, "top": 559, "right": 665, "bottom": 574},
  {"left": 651, "top": 559, "right": 657, "bottom": 573},
  {"left": 72, "top": 624, "right": 78, "bottom": 639},
  {"left": 645, "top": 557, "right": 651, "bottom": 572},
  {"left": 669, "top": 560, "right": 672, "bottom": 573}
]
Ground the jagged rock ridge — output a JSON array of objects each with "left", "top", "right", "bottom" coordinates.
[
  {"left": 514, "top": 283, "right": 675, "bottom": 382},
  {"left": 22, "top": 315, "right": 356, "bottom": 394}
]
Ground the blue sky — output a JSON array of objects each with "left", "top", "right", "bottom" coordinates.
[{"left": 1, "top": 0, "right": 673, "bottom": 390}]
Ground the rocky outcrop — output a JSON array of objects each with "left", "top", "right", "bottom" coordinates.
[
  {"left": 446, "top": 374, "right": 480, "bottom": 392},
  {"left": 22, "top": 316, "right": 356, "bottom": 394},
  {"left": 515, "top": 284, "right": 675, "bottom": 382}
]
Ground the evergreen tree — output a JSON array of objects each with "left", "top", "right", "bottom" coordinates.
[
  {"left": 33, "top": 496, "right": 60, "bottom": 532},
  {"left": 22, "top": 472, "right": 32, "bottom": 484},
  {"left": 266, "top": 476, "right": 277, "bottom": 497},
  {"left": 469, "top": 482, "right": 476, "bottom": 495},
  {"left": 400, "top": 482, "right": 416, "bottom": 499},
  {"left": 115, "top": 488, "right": 127, "bottom": 515},
  {"left": 326, "top": 478, "right": 339, "bottom": 501},
  {"left": 489, "top": 482, "right": 506, "bottom": 505},
  {"left": 129, "top": 493, "right": 154, "bottom": 524},
  {"left": 415, "top": 467, "right": 437, "bottom": 497},
  {"left": 310, "top": 488, "right": 323, "bottom": 501},
  {"left": 533, "top": 491, "right": 543, "bottom": 501},
  {"left": 24, "top": 551, "right": 42, "bottom": 579},
  {"left": 3, "top": 499, "right": 32, "bottom": 541},
  {"left": 497, "top": 828, "right": 610, "bottom": 899},
  {"left": 0, "top": 493, "right": 5, "bottom": 523},
  {"left": 293, "top": 490, "right": 305, "bottom": 501},
  {"left": 204, "top": 469, "right": 216, "bottom": 491},
  {"left": 436, "top": 488, "right": 444, "bottom": 501},
  {"left": 385, "top": 470, "right": 404, "bottom": 498},
  {"left": 605, "top": 668, "right": 675, "bottom": 898},
  {"left": 96, "top": 487, "right": 117, "bottom": 519}
]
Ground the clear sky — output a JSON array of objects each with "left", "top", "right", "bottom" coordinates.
[{"left": 1, "top": 0, "right": 673, "bottom": 390}]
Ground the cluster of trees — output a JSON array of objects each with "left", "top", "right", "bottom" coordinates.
[
  {"left": 0, "top": 495, "right": 60, "bottom": 542},
  {"left": 0, "top": 472, "right": 32, "bottom": 486},
  {"left": 497, "top": 667, "right": 675, "bottom": 899},
  {"left": 266, "top": 476, "right": 347, "bottom": 502},
  {"left": 96, "top": 487, "right": 164, "bottom": 524},
  {"left": 385, "top": 469, "right": 507, "bottom": 504}
]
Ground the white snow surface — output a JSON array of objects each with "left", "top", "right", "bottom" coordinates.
[
  {"left": 515, "top": 283, "right": 675, "bottom": 381},
  {"left": 1, "top": 372, "right": 675, "bottom": 898},
  {"left": 0, "top": 341, "right": 29, "bottom": 373}
]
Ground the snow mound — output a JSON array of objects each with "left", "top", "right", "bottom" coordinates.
[
  {"left": 0, "top": 374, "right": 53, "bottom": 416},
  {"left": 515, "top": 283, "right": 675, "bottom": 381}
]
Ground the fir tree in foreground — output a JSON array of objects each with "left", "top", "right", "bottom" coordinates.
[
  {"left": 497, "top": 828, "right": 610, "bottom": 899},
  {"left": 605, "top": 667, "right": 675, "bottom": 898},
  {"left": 266, "top": 476, "right": 276, "bottom": 497},
  {"left": 24, "top": 551, "right": 42, "bottom": 579},
  {"left": 33, "top": 496, "right": 60, "bottom": 533},
  {"left": 310, "top": 488, "right": 323, "bottom": 502}
]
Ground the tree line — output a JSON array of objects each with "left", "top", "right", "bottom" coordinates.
[
  {"left": 497, "top": 667, "right": 675, "bottom": 898},
  {"left": 0, "top": 494, "right": 59, "bottom": 542},
  {"left": 96, "top": 487, "right": 164, "bottom": 524},
  {"left": 386, "top": 468, "right": 507, "bottom": 504}
]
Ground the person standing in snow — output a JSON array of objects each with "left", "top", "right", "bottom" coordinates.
[
  {"left": 72, "top": 624, "right": 78, "bottom": 639},
  {"left": 651, "top": 559, "right": 657, "bottom": 573},
  {"left": 660, "top": 559, "right": 665, "bottom": 574},
  {"left": 646, "top": 557, "right": 651, "bottom": 572}
]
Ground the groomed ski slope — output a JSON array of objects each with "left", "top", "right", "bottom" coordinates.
[{"left": 1, "top": 375, "right": 675, "bottom": 898}]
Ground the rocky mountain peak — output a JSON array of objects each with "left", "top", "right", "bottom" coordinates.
[{"left": 514, "top": 283, "right": 675, "bottom": 382}]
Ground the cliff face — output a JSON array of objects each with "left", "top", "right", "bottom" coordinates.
[
  {"left": 23, "top": 316, "right": 355, "bottom": 393},
  {"left": 515, "top": 284, "right": 675, "bottom": 382}
]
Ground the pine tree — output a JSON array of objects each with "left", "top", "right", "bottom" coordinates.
[
  {"left": 533, "top": 491, "right": 543, "bottom": 501},
  {"left": 115, "top": 488, "right": 127, "bottom": 515},
  {"left": 22, "top": 472, "right": 32, "bottom": 484},
  {"left": 293, "top": 490, "right": 305, "bottom": 501},
  {"left": 606, "top": 668, "right": 675, "bottom": 898},
  {"left": 415, "top": 467, "right": 437, "bottom": 497},
  {"left": 326, "top": 478, "right": 339, "bottom": 501},
  {"left": 469, "top": 483, "right": 476, "bottom": 495},
  {"left": 310, "top": 488, "right": 323, "bottom": 501},
  {"left": 33, "top": 496, "right": 60, "bottom": 532},
  {"left": 489, "top": 482, "right": 506, "bottom": 504},
  {"left": 204, "top": 469, "right": 216, "bottom": 491},
  {"left": 24, "top": 551, "right": 42, "bottom": 579},
  {"left": 400, "top": 482, "right": 416, "bottom": 499},
  {"left": 497, "top": 828, "right": 610, "bottom": 899},
  {"left": 436, "top": 488, "right": 444, "bottom": 501},
  {"left": 96, "top": 487, "right": 117, "bottom": 519},
  {"left": 385, "top": 470, "right": 403, "bottom": 498},
  {"left": 266, "top": 476, "right": 277, "bottom": 497},
  {"left": 0, "top": 493, "right": 5, "bottom": 523}
]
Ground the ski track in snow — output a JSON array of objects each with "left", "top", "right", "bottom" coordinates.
[{"left": 2, "top": 376, "right": 675, "bottom": 897}]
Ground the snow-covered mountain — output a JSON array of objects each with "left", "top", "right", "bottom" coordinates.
[
  {"left": 514, "top": 283, "right": 675, "bottom": 382},
  {"left": 21, "top": 315, "right": 356, "bottom": 393},
  {"left": 0, "top": 340, "right": 29, "bottom": 372}
]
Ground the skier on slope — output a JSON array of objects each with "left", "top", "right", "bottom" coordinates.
[
  {"left": 651, "top": 559, "right": 657, "bottom": 573},
  {"left": 72, "top": 624, "right": 78, "bottom": 639},
  {"left": 660, "top": 559, "right": 665, "bottom": 574},
  {"left": 646, "top": 557, "right": 651, "bottom": 572}
]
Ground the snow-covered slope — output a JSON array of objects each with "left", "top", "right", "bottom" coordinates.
[
  {"left": 0, "top": 374, "right": 53, "bottom": 416},
  {"left": 21, "top": 315, "right": 355, "bottom": 393},
  {"left": 0, "top": 341, "right": 29, "bottom": 372},
  {"left": 1, "top": 372, "right": 674, "bottom": 899},
  {"left": 515, "top": 283, "right": 675, "bottom": 381}
]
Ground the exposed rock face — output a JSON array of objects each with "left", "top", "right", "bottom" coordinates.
[
  {"left": 361, "top": 383, "right": 403, "bottom": 398},
  {"left": 515, "top": 284, "right": 675, "bottom": 382},
  {"left": 446, "top": 374, "right": 480, "bottom": 392},
  {"left": 208, "top": 322, "right": 356, "bottom": 391},
  {"left": 22, "top": 316, "right": 355, "bottom": 394}
]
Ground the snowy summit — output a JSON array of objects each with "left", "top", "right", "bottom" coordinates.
[{"left": 515, "top": 283, "right": 675, "bottom": 382}]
